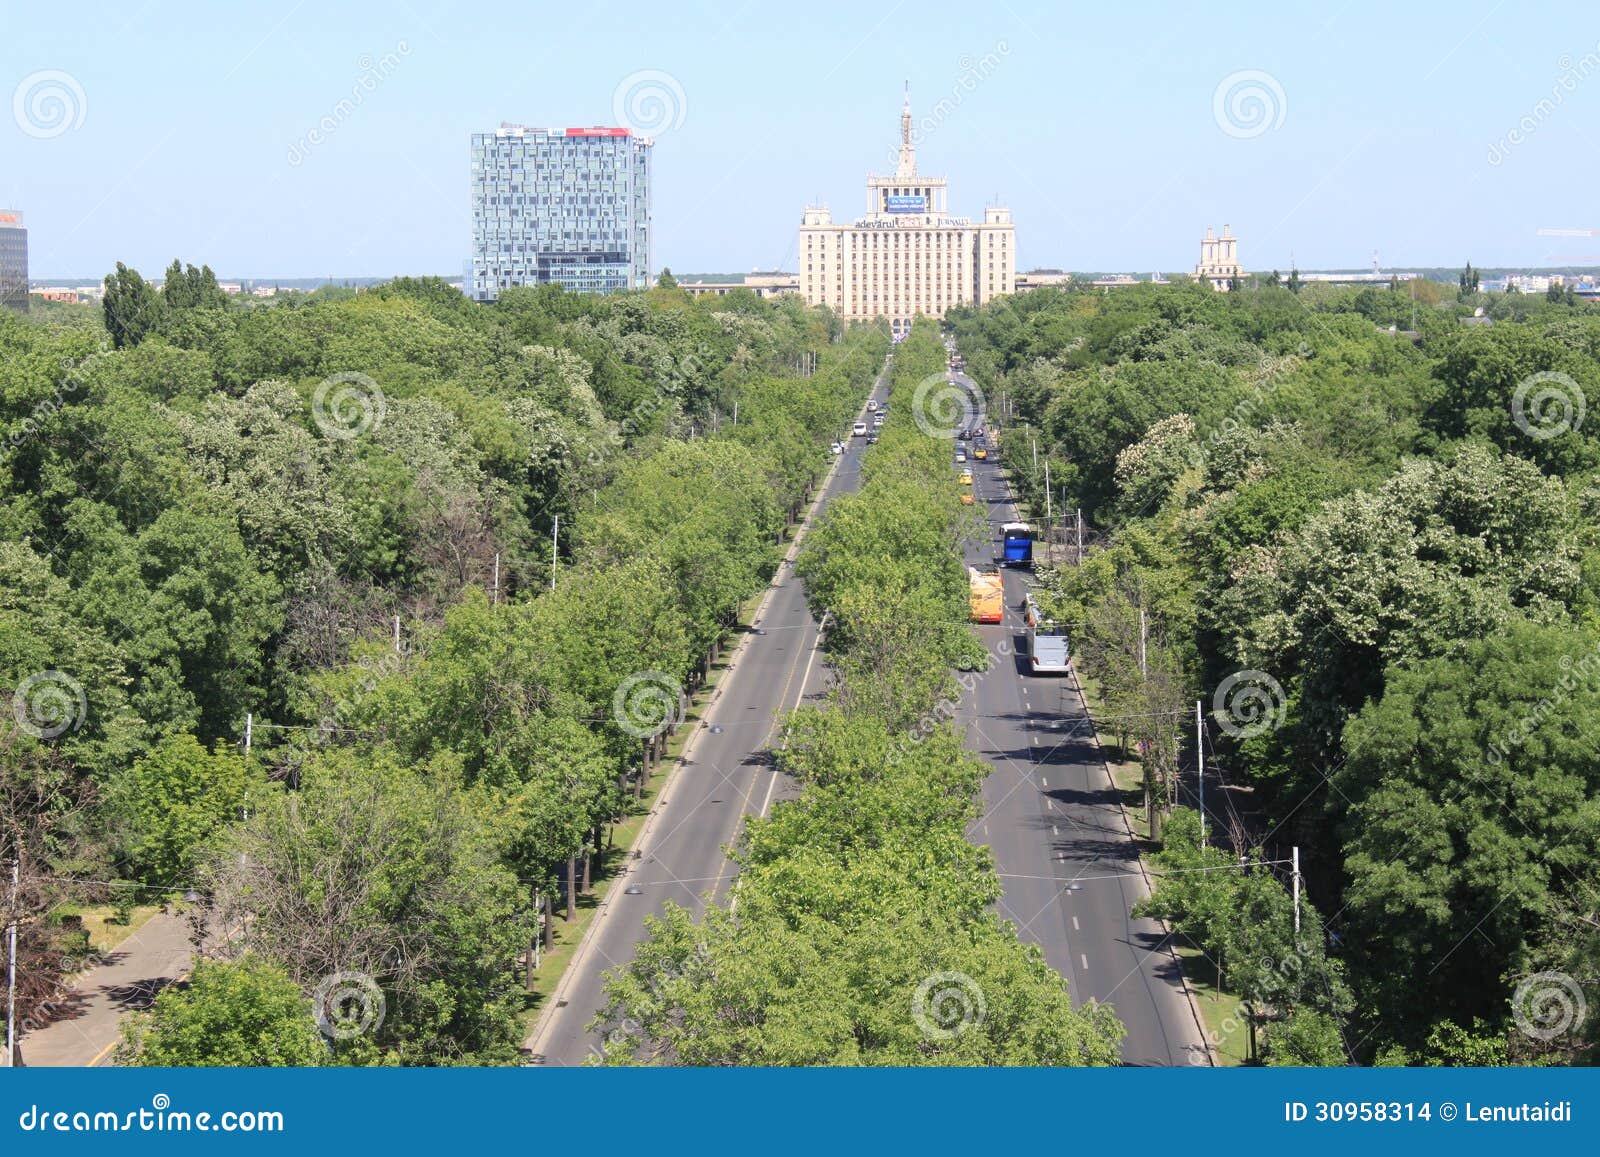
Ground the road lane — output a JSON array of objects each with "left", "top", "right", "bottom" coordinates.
[
  {"left": 951, "top": 371, "right": 1210, "bottom": 1067},
  {"left": 528, "top": 373, "right": 886, "bottom": 1066}
]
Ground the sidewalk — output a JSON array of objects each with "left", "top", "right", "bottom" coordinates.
[{"left": 15, "top": 912, "right": 195, "bottom": 1067}]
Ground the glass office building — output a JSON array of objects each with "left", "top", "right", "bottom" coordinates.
[
  {"left": 0, "top": 210, "right": 27, "bottom": 313},
  {"left": 469, "top": 124, "right": 652, "bottom": 301}
]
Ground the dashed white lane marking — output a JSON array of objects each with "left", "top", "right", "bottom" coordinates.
[
  {"left": 1081, "top": 953, "right": 1089, "bottom": 970},
  {"left": 1041, "top": 776, "right": 1048, "bottom": 788},
  {"left": 1052, "top": 824, "right": 1059, "bottom": 835},
  {"left": 1072, "top": 915, "right": 1080, "bottom": 931}
]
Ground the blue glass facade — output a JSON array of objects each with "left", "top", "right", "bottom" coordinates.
[
  {"left": 0, "top": 211, "right": 27, "bottom": 313},
  {"left": 469, "top": 125, "right": 651, "bottom": 301}
]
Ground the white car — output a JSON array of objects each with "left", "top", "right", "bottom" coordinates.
[
  {"left": 852, "top": 421, "right": 868, "bottom": 436},
  {"left": 955, "top": 451, "right": 967, "bottom": 463},
  {"left": 830, "top": 441, "right": 844, "bottom": 455},
  {"left": 866, "top": 400, "right": 878, "bottom": 412}
]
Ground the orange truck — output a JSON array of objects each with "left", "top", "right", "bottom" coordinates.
[{"left": 968, "top": 567, "right": 1004, "bottom": 623}]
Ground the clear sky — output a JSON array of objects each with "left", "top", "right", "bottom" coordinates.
[{"left": 6, "top": 0, "right": 1600, "bottom": 279}]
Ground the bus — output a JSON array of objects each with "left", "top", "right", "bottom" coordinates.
[
  {"left": 1000, "top": 522, "right": 1034, "bottom": 568},
  {"left": 1027, "top": 617, "right": 1071, "bottom": 674},
  {"left": 968, "top": 568, "right": 1004, "bottom": 623}
]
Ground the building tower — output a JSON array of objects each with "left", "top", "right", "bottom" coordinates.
[
  {"left": 798, "top": 89, "right": 1016, "bottom": 329},
  {"left": 1195, "top": 224, "right": 1244, "bottom": 291},
  {"left": 468, "top": 124, "right": 652, "bottom": 301},
  {"left": 0, "top": 210, "right": 27, "bottom": 313}
]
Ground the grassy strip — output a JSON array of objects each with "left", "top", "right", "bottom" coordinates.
[{"left": 1075, "top": 668, "right": 1239, "bottom": 1065}]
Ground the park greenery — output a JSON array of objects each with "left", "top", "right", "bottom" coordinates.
[
  {"left": 948, "top": 274, "right": 1600, "bottom": 1064},
  {"left": 1, "top": 268, "right": 882, "bottom": 1064},
  {"left": 592, "top": 322, "right": 1124, "bottom": 1065}
]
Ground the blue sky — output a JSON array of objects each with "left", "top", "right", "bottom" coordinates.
[{"left": 5, "top": 0, "right": 1600, "bottom": 279}]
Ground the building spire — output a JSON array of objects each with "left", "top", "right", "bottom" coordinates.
[{"left": 896, "top": 82, "right": 916, "bottom": 178}]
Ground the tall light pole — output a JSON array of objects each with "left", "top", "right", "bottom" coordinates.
[
  {"left": 550, "top": 514, "right": 560, "bottom": 591},
  {"left": 6, "top": 858, "right": 17, "bottom": 1068},
  {"left": 1196, "top": 700, "right": 1206, "bottom": 849}
]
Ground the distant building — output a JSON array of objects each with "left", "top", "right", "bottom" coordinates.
[
  {"left": 678, "top": 271, "right": 800, "bottom": 299},
  {"left": 468, "top": 123, "right": 653, "bottom": 301},
  {"left": 1194, "top": 225, "right": 1243, "bottom": 291},
  {"left": 798, "top": 86, "right": 1016, "bottom": 331},
  {"left": 1014, "top": 269, "right": 1072, "bottom": 291},
  {"left": 0, "top": 210, "right": 28, "bottom": 313}
]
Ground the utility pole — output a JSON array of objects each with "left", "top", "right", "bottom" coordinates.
[
  {"left": 1292, "top": 846, "right": 1302, "bottom": 936},
  {"left": 243, "top": 712, "right": 253, "bottom": 823},
  {"left": 393, "top": 615, "right": 401, "bottom": 655},
  {"left": 1139, "top": 606, "right": 1148, "bottom": 681},
  {"left": 6, "top": 858, "right": 16, "bottom": 1068},
  {"left": 492, "top": 552, "right": 500, "bottom": 606},
  {"left": 1196, "top": 700, "right": 1206, "bottom": 849},
  {"left": 550, "top": 514, "right": 559, "bottom": 591},
  {"left": 1032, "top": 438, "right": 1038, "bottom": 468},
  {"left": 1076, "top": 508, "right": 1084, "bottom": 565}
]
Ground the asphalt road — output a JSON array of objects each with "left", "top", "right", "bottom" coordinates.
[
  {"left": 528, "top": 374, "right": 887, "bottom": 1066},
  {"left": 951, "top": 371, "right": 1211, "bottom": 1067}
]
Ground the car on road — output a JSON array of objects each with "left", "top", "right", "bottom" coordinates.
[
  {"left": 852, "top": 421, "right": 867, "bottom": 436},
  {"left": 955, "top": 451, "right": 966, "bottom": 463},
  {"left": 866, "top": 400, "right": 878, "bottom": 412},
  {"left": 867, "top": 433, "right": 879, "bottom": 444},
  {"left": 973, "top": 445, "right": 988, "bottom": 460},
  {"left": 830, "top": 441, "right": 844, "bottom": 455},
  {"left": 959, "top": 468, "right": 973, "bottom": 486}
]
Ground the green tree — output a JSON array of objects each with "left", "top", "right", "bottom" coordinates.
[
  {"left": 120, "top": 956, "right": 327, "bottom": 1066},
  {"left": 102, "top": 263, "right": 167, "bottom": 349},
  {"left": 112, "top": 731, "right": 251, "bottom": 887},
  {"left": 1337, "top": 622, "right": 1600, "bottom": 1040}
]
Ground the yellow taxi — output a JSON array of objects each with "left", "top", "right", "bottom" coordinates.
[{"left": 959, "top": 469, "right": 973, "bottom": 486}]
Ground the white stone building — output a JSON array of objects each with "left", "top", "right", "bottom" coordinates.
[{"left": 798, "top": 88, "right": 1015, "bottom": 329}]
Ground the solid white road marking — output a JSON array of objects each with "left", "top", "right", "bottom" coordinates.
[
  {"left": 1081, "top": 953, "right": 1089, "bottom": 970},
  {"left": 1073, "top": 916, "right": 1080, "bottom": 931}
]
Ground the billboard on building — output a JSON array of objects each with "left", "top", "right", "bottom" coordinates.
[{"left": 885, "top": 196, "right": 926, "bottom": 213}]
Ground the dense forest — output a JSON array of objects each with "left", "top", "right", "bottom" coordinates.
[
  {"left": 1, "top": 265, "right": 882, "bottom": 1063},
  {"left": 949, "top": 276, "right": 1600, "bottom": 1065}
]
